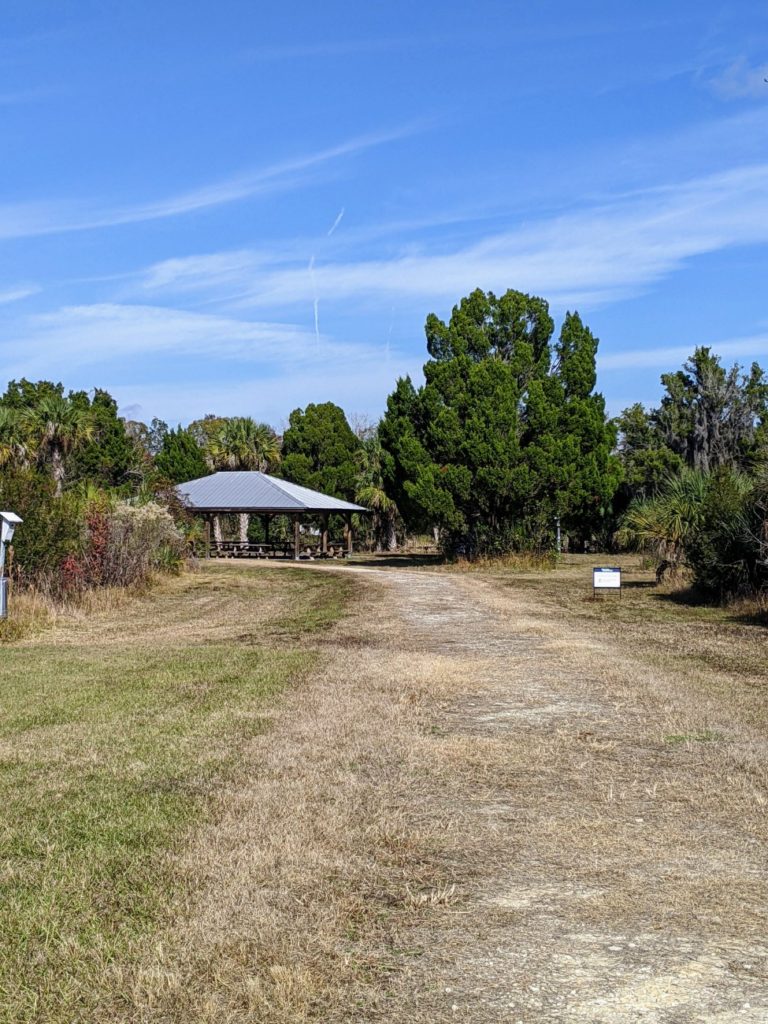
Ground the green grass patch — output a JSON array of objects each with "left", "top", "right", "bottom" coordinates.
[
  {"left": 0, "top": 565, "right": 353, "bottom": 1023},
  {"left": 663, "top": 730, "right": 725, "bottom": 745}
]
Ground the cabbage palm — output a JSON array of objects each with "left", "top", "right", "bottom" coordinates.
[
  {"left": 356, "top": 483, "right": 398, "bottom": 551},
  {"left": 0, "top": 407, "right": 33, "bottom": 470},
  {"left": 617, "top": 468, "right": 709, "bottom": 562},
  {"left": 205, "top": 417, "right": 281, "bottom": 542},
  {"left": 22, "top": 395, "right": 93, "bottom": 496},
  {"left": 355, "top": 436, "right": 398, "bottom": 551}
]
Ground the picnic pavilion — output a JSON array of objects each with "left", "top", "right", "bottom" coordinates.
[{"left": 177, "top": 471, "right": 368, "bottom": 559}]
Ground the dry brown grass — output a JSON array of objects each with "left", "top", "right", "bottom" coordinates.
[
  {"left": 132, "top": 558, "right": 766, "bottom": 1022},
  {"left": 0, "top": 564, "right": 354, "bottom": 1024},
  {"left": 101, "top": 578, "right": 454, "bottom": 1022},
  {"left": 448, "top": 550, "right": 557, "bottom": 573},
  {"left": 0, "top": 574, "right": 164, "bottom": 642},
  {"left": 9, "top": 555, "right": 765, "bottom": 1021}
]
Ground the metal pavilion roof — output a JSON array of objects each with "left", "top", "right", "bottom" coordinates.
[{"left": 176, "top": 471, "right": 367, "bottom": 514}]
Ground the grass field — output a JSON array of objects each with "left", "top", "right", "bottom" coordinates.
[
  {"left": 0, "top": 565, "right": 354, "bottom": 1024},
  {"left": 468, "top": 553, "right": 768, "bottom": 729},
  {"left": 0, "top": 556, "right": 765, "bottom": 1022}
]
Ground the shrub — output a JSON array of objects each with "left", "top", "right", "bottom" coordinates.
[
  {"left": 619, "top": 466, "right": 768, "bottom": 603},
  {"left": 685, "top": 470, "right": 767, "bottom": 601},
  {"left": 0, "top": 469, "right": 82, "bottom": 583},
  {"left": 95, "top": 501, "right": 186, "bottom": 588}
]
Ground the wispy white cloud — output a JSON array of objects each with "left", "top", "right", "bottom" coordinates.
[
  {"left": 114, "top": 357, "right": 423, "bottom": 427},
  {"left": 0, "top": 300, "right": 412, "bottom": 378},
  {"left": 139, "top": 250, "right": 270, "bottom": 294},
  {"left": 0, "top": 304, "right": 318, "bottom": 378},
  {"left": 0, "top": 301, "right": 421, "bottom": 424},
  {"left": 599, "top": 334, "right": 768, "bottom": 372},
  {"left": 134, "top": 162, "right": 768, "bottom": 315},
  {"left": 0, "top": 284, "right": 40, "bottom": 305},
  {"left": 0, "top": 127, "right": 416, "bottom": 241},
  {"left": 707, "top": 57, "right": 768, "bottom": 100}
]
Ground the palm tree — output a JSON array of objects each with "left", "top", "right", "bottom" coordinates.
[
  {"left": 205, "top": 417, "right": 281, "bottom": 542},
  {"left": 22, "top": 395, "right": 93, "bottom": 496},
  {"left": 616, "top": 468, "right": 712, "bottom": 575},
  {"left": 0, "top": 407, "right": 34, "bottom": 470},
  {"left": 355, "top": 436, "right": 398, "bottom": 551}
]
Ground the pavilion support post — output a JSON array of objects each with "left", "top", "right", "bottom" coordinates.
[
  {"left": 293, "top": 516, "right": 301, "bottom": 560},
  {"left": 344, "top": 513, "right": 354, "bottom": 555},
  {"left": 204, "top": 518, "right": 211, "bottom": 558},
  {"left": 320, "top": 513, "right": 329, "bottom": 555},
  {"left": 262, "top": 515, "right": 271, "bottom": 544}
]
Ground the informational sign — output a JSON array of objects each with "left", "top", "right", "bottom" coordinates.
[{"left": 593, "top": 566, "right": 621, "bottom": 595}]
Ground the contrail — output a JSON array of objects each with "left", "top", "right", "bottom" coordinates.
[
  {"left": 386, "top": 305, "right": 394, "bottom": 361},
  {"left": 327, "top": 207, "right": 345, "bottom": 236},
  {"left": 308, "top": 255, "right": 320, "bottom": 347}
]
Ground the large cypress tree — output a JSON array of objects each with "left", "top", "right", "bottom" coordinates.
[
  {"left": 69, "top": 389, "right": 139, "bottom": 490},
  {"left": 380, "top": 289, "right": 619, "bottom": 553},
  {"left": 281, "top": 402, "right": 360, "bottom": 500},
  {"left": 522, "top": 312, "right": 620, "bottom": 542}
]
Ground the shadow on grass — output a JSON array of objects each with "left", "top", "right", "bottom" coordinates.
[
  {"left": 724, "top": 608, "right": 768, "bottom": 628},
  {"left": 648, "top": 587, "right": 768, "bottom": 628},
  {"left": 349, "top": 554, "right": 444, "bottom": 570}
]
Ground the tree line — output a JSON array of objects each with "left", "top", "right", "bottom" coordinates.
[{"left": 0, "top": 286, "right": 765, "bottom": 604}]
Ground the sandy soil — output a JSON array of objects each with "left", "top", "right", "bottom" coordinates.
[{"left": 356, "top": 567, "right": 768, "bottom": 1022}]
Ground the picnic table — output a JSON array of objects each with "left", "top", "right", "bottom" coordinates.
[
  {"left": 209, "top": 541, "right": 292, "bottom": 558},
  {"left": 208, "top": 540, "right": 348, "bottom": 559}
]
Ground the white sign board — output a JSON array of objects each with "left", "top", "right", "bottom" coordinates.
[{"left": 593, "top": 566, "right": 621, "bottom": 590}]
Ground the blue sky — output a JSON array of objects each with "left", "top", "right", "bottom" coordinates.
[{"left": 1, "top": 1, "right": 767, "bottom": 429}]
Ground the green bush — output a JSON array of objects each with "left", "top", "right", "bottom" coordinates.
[
  {"left": 0, "top": 469, "right": 187, "bottom": 596},
  {"left": 686, "top": 470, "right": 767, "bottom": 601},
  {"left": 0, "top": 469, "right": 82, "bottom": 582}
]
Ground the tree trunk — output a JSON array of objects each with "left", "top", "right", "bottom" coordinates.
[
  {"left": 320, "top": 513, "right": 329, "bottom": 555},
  {"left": 52, "top": 446, "right": 65, "bottom": 498},
  {"left": 239, "top": 513, "right": 249, "bottom": 544},
  {"left": 293, "top": 517, "right": 301, "bottom": 560},
  {"left": 386, "top": 511, "right": 397, "bottom": 551}
]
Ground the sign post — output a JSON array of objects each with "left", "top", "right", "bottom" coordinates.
[{"left": 592, "top": 566, "right": 621, "bottom": 598}]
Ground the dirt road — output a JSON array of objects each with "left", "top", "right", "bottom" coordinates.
[
  {"left": 340, "top": 564, "right": 767, "bottom": 1022},
  {"left": 133, "top": 562, "right": 768, "bottom": 1023}
]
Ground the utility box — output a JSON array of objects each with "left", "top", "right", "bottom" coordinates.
[{"left": 0, "top": 512, "right": 22, "bottom": 619}]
